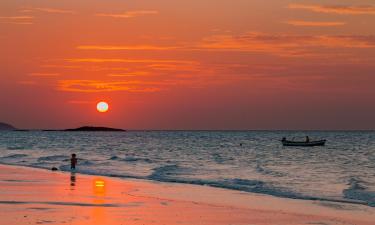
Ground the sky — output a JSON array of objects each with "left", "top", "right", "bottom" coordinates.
[{"left": 0, "top": 0, "right": 375, "bottom": 130}]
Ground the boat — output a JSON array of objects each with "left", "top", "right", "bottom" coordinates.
[{"left": 281, "top": 139, "right": 326, "bottom": 147}]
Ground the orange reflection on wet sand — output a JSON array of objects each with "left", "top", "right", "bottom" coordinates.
[
  {"left": 93, "top": 179, "right": 106, "bottom": 194},
  {"left": 0, "top": 165, "right": 374, "bottom": 225},
  {"left": 92, "top": 179, "right": 107, "bottom": 225}
]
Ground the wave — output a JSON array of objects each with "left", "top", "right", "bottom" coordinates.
[
  {"left": 148, "top": 164, "right": 181, "bottom": 180},
  {"left": 38, "top": 155, "right": 68, "bottom": 162},
  {"left": 109, "top": 156, "right": 153, "bottom": 163},
  {"left": 0, "top": 161, "right": 372, "bottom": 207},
  {"left": 343, "top": 177, "right": 375, "bottom": 206},
  {"left": 256, "top": 163, "right": 286, "bottom": 177},
  {"left": 0, "top": 154, "right": 28, "bottom": 159},
  {"left": 7, "top": 146, "right": 26, "bottom": 150},
  {"left": 146, "top": 166, "right": 307, "bottom": 201},
  {"left": 147, "top": 169, "right": 371, "bottom": 206},
  {"left": 212, "top": 153, "right": 225, "bottom": 164}
]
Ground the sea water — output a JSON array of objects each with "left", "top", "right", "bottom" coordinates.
[{"left": 0, "top": 131, "right": 374, "bottom": 206}]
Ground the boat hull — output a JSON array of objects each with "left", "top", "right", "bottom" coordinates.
[{"left": 282, "top": 140, "right": 326, "bottom": 147}]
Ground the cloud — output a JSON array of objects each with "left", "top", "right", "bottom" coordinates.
[
  {"left": 0, "top": 21, "right": 33, "bottom": 25},
  {"left": 67, "top": 100, "right": 95, "bottom": 104},
  {"left": 40, "top": 64, "right": 81, "bottom": 69},
  {"left": 57, "top": 72, "right": 232, "bottom": 93},
  {"left": 197, "top": 33, "right": 306, "bottom": 56},
  {"left": 65, "top": 58, "right": 197, "bottom": 64},
  {"left": 18, "top": 81, "right": 37, "bottom": 85},
  {"left": 76, "top": 32, "right": 375, "bottom": 58},
  {"left": 198, "top": 32, "right": 375, "bottom": 57},
  {"left": 96, "top": 10, "right": 158, "bottom": 18},
  {"left": 1, "top": 6, "right": 75, "bottom": 26},
  {"left": 0, "top": 16, "right": 33, "bottom": 19},
  {"left": 146, "top": 63, "right": 201, "bottom": 72},
  {"left": 77, "top": 45, "right": 178, "bottom": 50},
  {"left": 285, "top": 20, "right": 346, "bottom": 27},
  {"left": 28, "top": 73, "right": 60, "bottom": 77},
  {"left": 58, "top": 80, "right": 162, "bottom": 93},
  {"left": 0, "top": 16, "right": 33, "bottom": 24},
  {"left": 33, "top": 7, "right": 75, "bottom": 14},
  {"left": 107, "top": 71, "right": 150, "bottom": 77},
  {"left": 21, "top": 7, "right": 75, "bottom": 14},
  {"left": 288, "top": 4, "right": 375, "bottom": 15}
]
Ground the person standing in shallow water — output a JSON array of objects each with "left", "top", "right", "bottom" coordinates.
[{"left": 71, "top": 154, "right": 77, "bottom": 170}]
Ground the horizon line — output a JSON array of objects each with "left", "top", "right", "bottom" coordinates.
[{"left": 7, "top": 129, "right": 375, "bottom": 132}]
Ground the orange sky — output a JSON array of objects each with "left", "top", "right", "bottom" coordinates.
[{"left": 1, "top": 0, "right": 375, "bottom": 130}]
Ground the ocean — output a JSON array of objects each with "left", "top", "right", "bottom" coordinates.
[{"left": 0, "top": 131, "right": 374, "bottom": 206}]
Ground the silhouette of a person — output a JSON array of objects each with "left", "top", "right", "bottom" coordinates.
[
  {"left": 306, "top": 136, "right": 310, "bottom": 143},
  {"left": 71, "top": 154, "right": 77, "bottom": 170}
]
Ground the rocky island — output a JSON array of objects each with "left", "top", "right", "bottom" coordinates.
[
  {"left": 44, "top": 126, "right": 126, "bottom": 132},
  {"left": 0, "top": 122, "right": 16, "bottom": 131}
]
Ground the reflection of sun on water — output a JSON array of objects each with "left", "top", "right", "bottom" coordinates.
[
  {"left": 92, "top": 178, "right": 107, "bottom": 224},
  {"left": 95, "top": 180, "right": 105, "bottom": 187},
  {"left": 93, "top": 179, "right": 106, "bottom": 196}
]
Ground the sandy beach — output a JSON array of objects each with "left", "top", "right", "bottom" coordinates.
[{"left": 0, "top": 164, "right": 373, "bottom": 225}]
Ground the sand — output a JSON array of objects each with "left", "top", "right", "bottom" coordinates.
[{"left": 0, "top": 164, "right": 374, "bottom": 225}]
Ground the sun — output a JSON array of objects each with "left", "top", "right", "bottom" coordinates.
[{"left": 97, "top": 101, "right": 109, "bottom": 113}]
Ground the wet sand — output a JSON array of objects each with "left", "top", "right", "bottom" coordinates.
[{"left": 0, "top": 164, "right": 374, "bottom": 225}]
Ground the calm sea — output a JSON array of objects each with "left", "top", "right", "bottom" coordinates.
[{"left": 0, "top": 131, "right": 374, "bottom": 206}]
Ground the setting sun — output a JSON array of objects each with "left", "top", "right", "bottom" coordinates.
[{"left": 97, "top": 102, "right": 109, "bottom": 113}]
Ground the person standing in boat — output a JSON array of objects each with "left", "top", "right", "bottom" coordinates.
[{"left": 305, "top": 136, "right": 310, "bottom": 143}]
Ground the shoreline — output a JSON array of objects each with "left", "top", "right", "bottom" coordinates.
[
  {"left": 0, "top": 162, "right": 370, "bottom": 208},
  {"left": 0, "top": 164, "right": 374, "bottom": 225}
]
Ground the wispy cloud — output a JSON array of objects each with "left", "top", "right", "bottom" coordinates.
[
  {"left": 0, "top": 16, "right": 33, "bottom": 19},
  {"left": 18, "top": 81, "right": 37, "bottom": 85},
  {"left": 198, "top": 32, "right": 375, "bottom": 57},
  {"left": 40, "top": 64, "right": 81, "bottom": 69},
  {"left": 285, "top": 20, "right": 346, "bottom": 27},
  {"left": 58, "top": 80, "right": 162, "bottom": 93},
  {"left": 21, "top": 7, "right": 76, "bottom": 14},
  {"left": 288, "top": 4, "right": 375, "bottom": 15},
  {"left": 76, "top": 31, "right": 375, "bottom": 58},
  {"left": 67, "top": 100, "right": 95, "bottom": 104},
  {"left": 0, "top": 16, "right": 33, "bottom": 24},
  {"left": 77, "top": 45, "right": 178, "bottom": 50},
  {"left": 146, "top": 63, "right": 201, "bottom": 72},
  {"left": 65, "top": 58, "right": 197, "bottom": 64},
  {"left": 96, "top": 10, "right": 158, "bottom": 18},
  {"left": 0, "top": 21, "right": 33, "bottom": 25},
  {"left": 1, "top": 6, "right": 74, "bottom": 26},
  {"left": 107, "top": 71, "right": 150, "bottom": 77},
  {"left": 28, "top": 73, "right": 60, "bottom": 77}
]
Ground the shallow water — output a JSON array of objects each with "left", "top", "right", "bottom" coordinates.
[{"left": 0, "top": 131, "right": 374, "bottom": 206}]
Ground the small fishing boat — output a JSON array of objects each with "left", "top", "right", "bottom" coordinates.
[{"left": 281, "top": 139, "right": 326, "bottom": 147}]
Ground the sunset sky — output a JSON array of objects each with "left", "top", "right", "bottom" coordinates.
[{"left": 1, "top": 0, "right": 375, "bottom": 130}]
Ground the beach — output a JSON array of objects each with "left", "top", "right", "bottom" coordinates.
[{"left": 0, "top": 164, "right": 374, "bottom": 225}]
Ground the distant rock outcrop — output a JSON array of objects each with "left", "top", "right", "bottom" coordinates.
[
  {"left": 0, "top": 122, "right": 16, "bottom": 131},
  {"left": 42, "top": 126, "right": 126, "bottom": 132},
  {"left": 64, "top": 126, "right": 126, "bottom": 132}
]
